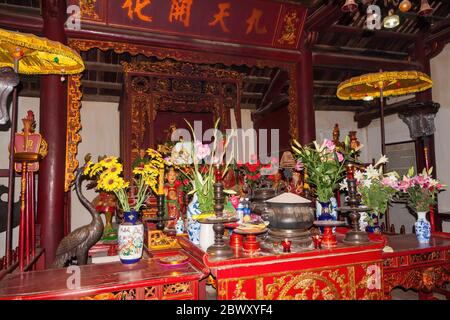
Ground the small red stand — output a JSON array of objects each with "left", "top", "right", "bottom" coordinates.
[
  {"left": 321, "top": 226, "right": 337, "bottom": 248},
  {"left": 243, "top": 234, "right": 260, "bottom": 252},
  {"left": 230, "top": 233, "right": 243, "bottom": 248}
]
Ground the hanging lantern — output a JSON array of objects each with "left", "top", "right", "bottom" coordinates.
[
  {"left": 341, "top": 0, "right": 358, "bottom": 13},
  {"left": 418, "top": 0, "right": 433, "bottom": 16},
  {"left": 383, "top": 10, "right": 400, "bottom": 29},
  {"left": 399, "top": 0, "right": 412, "bottom": 12}
]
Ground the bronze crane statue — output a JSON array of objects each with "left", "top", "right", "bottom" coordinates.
[{"left": 52, "top": 167, "right": 104, "bottom": 268}]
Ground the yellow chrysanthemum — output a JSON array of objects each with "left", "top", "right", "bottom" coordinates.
[
  {"left": 146, "top": 148, "right": 161, "bottom": 158},
  {"left": 89, "top": 162, "right": 105, "bottom": 177},
  {"left": 83, "top": 161, "right": 93, "bottom": 176},
  {"left": 133, "top": 167, "right": 144, "bottom": 176},
  {"left": 99, "top": 156, "right": 118, "bottom": 168},
  {"left": 98, "top": 174, "right": 126, "bottom": 192},
  {"left": 104, "top": 163, "right": 123, "bottom": 176}
]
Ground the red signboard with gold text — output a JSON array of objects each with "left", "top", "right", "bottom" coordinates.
[{"left": 70, "top": 0, "right": 307, "bottom": 49}]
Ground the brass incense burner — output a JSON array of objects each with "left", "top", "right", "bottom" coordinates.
[{"left": 263, "top": 193, "right": 315, "bottom": 247}]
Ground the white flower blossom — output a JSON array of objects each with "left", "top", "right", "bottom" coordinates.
[
  {"left": 339, "top": 178, "right": 348, "bottom": 191},
  {"left": 365, "top": 165, "right": 380, "bottom": 180},
  {"left": 363, "top": 179, "right": 373, "bottom": 188},
  {"left": 354, "top": 170, "right": 364, "bottom": 182},
  {"left": 374, "top": 155, "right": 389, "bottom": 168}
]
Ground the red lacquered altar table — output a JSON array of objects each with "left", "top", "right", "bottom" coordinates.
[
  {"left": 0, "top": 249, "right": 208, "bottom": 300},
  {"left": 383, "top": 232, "right": 450, "bottom": 299},
  {"left": 201, "top": 229, "right": 386, "bottom": 300}
]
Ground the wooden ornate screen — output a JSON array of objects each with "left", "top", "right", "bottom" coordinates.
[{"left": 120, "top": 60, "right": 244, "bottom": 178}]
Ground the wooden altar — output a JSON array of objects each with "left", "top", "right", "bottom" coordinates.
[
  {"left": 383, "top": 232, "right": 450, "bottom": 299},
  {"left": 200, "top": 230, "right": 386, "bottom": 300},
  {"left": 0, "top": 248, "right": 209, "bottom": 300}
]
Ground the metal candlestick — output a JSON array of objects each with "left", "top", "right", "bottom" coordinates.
[
  {"left": 336, "top": 164, "right": 370, "bottom": 244},
  {"left": 198, "top": 180, "right": 237, "bottom": 261},
  {"left": 156, "top": 195, "right": 165, "bottom": 231}
]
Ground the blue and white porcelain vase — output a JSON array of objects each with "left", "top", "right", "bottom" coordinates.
[
  {"left": 118, "top": 210, "right": 144, "bottom": 264},
  {"left": 187, "top": 194, "right": 201, "bottom": 245},
  {"left": 175, "top": 217, "right": 185, "bottom": 235},
  {"left": 317, "top": 201, "right": 335, "bottom": 233},
  {"left": 415, "top": 211, "right": 431, "bottom": 243}
]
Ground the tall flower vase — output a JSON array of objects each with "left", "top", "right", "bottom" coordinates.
[
  {"left": 118, "top": 210, "right": 144, "bottom": 264},
  {"left": 187, "top": 194, "right": 201, "bottom": 245},
  {"left": 415, "top": 211, "right": 431, "bottom": 244}
]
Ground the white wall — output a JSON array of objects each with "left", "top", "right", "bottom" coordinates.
[
  {"left": 70, "top": 101, "right": 120, "bottom": 231},
  {"left": 432, "top": 45, "right": 450, "bottom": 232}
]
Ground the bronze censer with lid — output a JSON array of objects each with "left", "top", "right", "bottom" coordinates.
[{"left": 262, "top": 192, "right": 315, "bottom": 247}]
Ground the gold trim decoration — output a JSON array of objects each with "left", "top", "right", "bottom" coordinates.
[
  {"left": 65, "top": 74, "right": 83, "bottom": 192},
  {"left": 218, "top": 259, "right": 385, "bottom": 300},
  {"left": 232, "top": 280, "right": 248, "bottom": 300},
  {"left": 278, "top": 10, "right": 300, "bottom": 46},
  {"left": 80, "top": 0, "right": 99, "bottom": 20},
  {"left": 163, "top": 282, "right": 191, "bottom": 296},
  {"left": 337, "top": 71, "right": 432, "bottom": 101}
]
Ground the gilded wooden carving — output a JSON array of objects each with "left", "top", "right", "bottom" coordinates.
[
  {"left": 163, "top": 282, "right": 191, "bottom": 296},
  {"left": 220, "top": 261, "right": 384, "bottom": 300},
  {"left": 123, "top": 60, "right": 243, "bottom": 171},
  {"left": 68, "top": 38, "right": 300, "bottom": 144},
  {"left": 64, "top": 74, "right": 83, "bottom": 192},
  {"left": 80, "top": 0, "right": 99, "bottom": 20}
]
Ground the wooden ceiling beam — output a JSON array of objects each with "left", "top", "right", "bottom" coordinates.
[
  {"left": 85, "top": 62, "right": 124, "bottom": 73},
  {"left": 83, "top": 80, "right": 123, "bottom": 90},
  {"left": 306, "top": 2, "right": 342, "bottom": 31},
  {"left": 313, "top": 44, "right": 409, "bottom": 58},
  {"left": 243, "top": 76, "right": 272, "bottom": 84},
  {"left": 312, "top": 52, "right": 423, "bottom": 71},
  {"left": 242, "top": 92, "right": 264, "bottom": 99},
  {"left": 354, "top": 98, "right": 416, "bottom": 128},
  {"left": 327, "top": 24, "right": 420, "bottom": 41}
]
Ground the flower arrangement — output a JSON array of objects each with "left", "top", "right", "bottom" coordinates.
[
  {"left": 340, "top": 156, "right": 399, "bottom": 226},
  {"left": 399, "top": 167, "right": 445, "bottom": 212},
  {"left": 237, "top": 155, "right": 279, "bottom": 190},
  {"left": 165, "top": 119, "right": 235, "bottom": 216},
  {"left": 292, "top": 138, "right": 351, "bottom": 202},
  {"left": 83, "top": 149, "right": 165, "bottom": 212}
]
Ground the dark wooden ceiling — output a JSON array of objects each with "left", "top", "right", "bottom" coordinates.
[{"left": 0, "top": 0, "right": 449, "bottom": 126}]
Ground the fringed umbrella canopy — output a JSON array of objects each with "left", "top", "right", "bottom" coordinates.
[
  {"left": 337, "top": 71, "right": 432, "bottom": 101},
  {"left": 0, "top": 28, "right": 84, "bottom": 75}
]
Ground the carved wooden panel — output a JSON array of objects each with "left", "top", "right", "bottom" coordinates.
[{"left": 121, "top": 60, "right": 244, "bottom": 178}]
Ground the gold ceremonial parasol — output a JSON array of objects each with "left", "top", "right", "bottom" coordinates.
[
  {"left": 337, "top": 70, "right": 432, "bottom": 155},
  {"left": 0, "top": 28, "right": 84, "bottom": 75},
  {"left": 0, "top": 28, "right": 84, "bottom": 266}
]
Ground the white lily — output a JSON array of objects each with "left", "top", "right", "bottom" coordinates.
[
  {"left": 339, "top": 178, "right": 348, "bottom": 191},
  {"left": 374, "top": 155, "right": 389, "bottom": 168},
  {"left": 354, "top": 170, "right": 364, "bottom": 182}
]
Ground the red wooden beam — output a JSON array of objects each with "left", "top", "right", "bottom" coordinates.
[{"left": 312, "top": 52, "right": 423, "bottom": 71}]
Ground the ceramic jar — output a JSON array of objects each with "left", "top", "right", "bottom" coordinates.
[
  {"left": 415, "top": 211, "right": 431, "bottom": 243},
  {"left": 187, "top": 194, "right": 201, "bottom": 245},
  {"left": 118, "top": 210, "right": 144, "bottom": 264}
]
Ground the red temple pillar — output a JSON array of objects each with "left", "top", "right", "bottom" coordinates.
[
  {"left": 37, "top": 0, "right": 68, "bottom": 266},
  {"left": 297, "top": 32, "right": 316, "bottom": 145}
]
